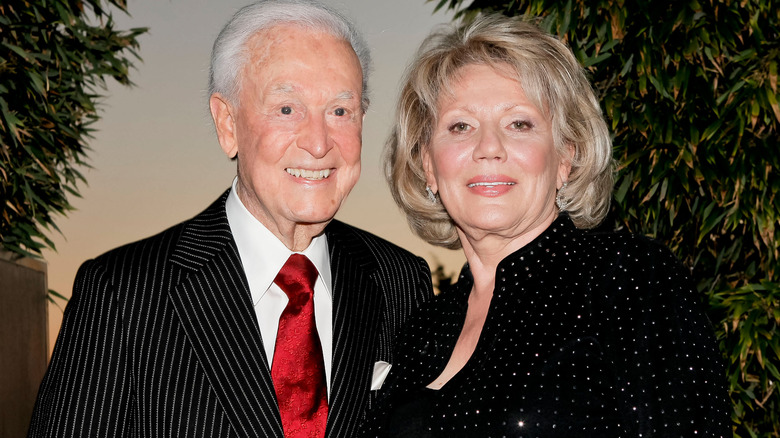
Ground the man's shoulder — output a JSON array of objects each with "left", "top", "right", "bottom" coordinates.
[
  {"left": 326, "top": 219, "right": 421, "bottom": 264},
  {"left": 87, "top": 191, "right": 231, "bottom": 273},
  {"left": 327, "top": 220, "right": 434, "bottom": 311},
  {"left": 91, "top": 220, "right": 187, "bottom": 266},
  {"left": 325, "top": 220, "right": 432, "bottom": 281}
]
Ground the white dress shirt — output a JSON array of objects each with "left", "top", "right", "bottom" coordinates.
[{"left": 225, "top": 178, "right": 334, "bottom": 395}]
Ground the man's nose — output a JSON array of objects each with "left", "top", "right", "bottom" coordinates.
[{"left": 298, "top": 113, "right": 332, "bottom": 158}]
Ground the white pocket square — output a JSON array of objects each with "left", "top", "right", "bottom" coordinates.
[{"left": 371, "top": 361, "right": 392, "bottom": 390}]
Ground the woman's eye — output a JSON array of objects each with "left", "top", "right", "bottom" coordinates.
[
  {"left": 334, "top": 107, "right": 346, "bottom": 117},
  {"left": 511, "top": 120, "right": 530, "bottom": 130},
  {"left": 280, "top": 106, "right": 293, "bottom": 115},
  {"left": 449, "top": 122, "right": 469, "bottom": 132}
]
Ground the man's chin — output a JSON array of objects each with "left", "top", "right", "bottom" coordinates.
[
  {"left": 290, "top": 197, "right": 344, "bottom": 218},
  {"left": 293, "top": 216, "right": 337, "bottom": 228},
  {"left": 289, "top": 208, "right": 341, "bottom": 228}
]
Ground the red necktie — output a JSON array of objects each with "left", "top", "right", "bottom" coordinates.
[{"left": 272, "top": 254, "right": 328, "bottom": 438}]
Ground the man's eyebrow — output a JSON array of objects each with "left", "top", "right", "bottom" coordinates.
[
  {"left": 334, "top": 91, "right": 356, "bottom": 101},
  {"left": 266, "top": 86, "right": 357, "bottom": 102},
  {"left": 268, "top": 83, "right": 296, "bottom": 95}
]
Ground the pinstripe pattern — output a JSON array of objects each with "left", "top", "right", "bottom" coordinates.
[{"left": 28, "top": 190, "right": 432, "bottom": 437}]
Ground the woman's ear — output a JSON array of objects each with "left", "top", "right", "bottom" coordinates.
[
  {"left": 421, "top": 147, "right": 438, "bottom": 193},
  {"left": 209, "top": 93, "right": 239, "bottom": 159},
  {"left": 558, "top": 143, "right": 575, "bottom": 188}
]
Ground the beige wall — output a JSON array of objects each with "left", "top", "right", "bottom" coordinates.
[{"left": 0, "top": 254, "right": 48, "bottom": 438}]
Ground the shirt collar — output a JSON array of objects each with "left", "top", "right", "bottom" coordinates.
[{"left": 225, "top": 177, "right": 332, "bottom": 305}]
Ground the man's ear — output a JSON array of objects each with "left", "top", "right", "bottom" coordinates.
[
  {"left": 421, "top": 147, "right": 437, "bottom": 194},
  {"left": 209, "top": 93, "right": 238, "bottom": 159}
]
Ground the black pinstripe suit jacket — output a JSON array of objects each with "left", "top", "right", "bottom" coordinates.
[{"left": 28, "top": 190, "right": 433, "bottom": 437}]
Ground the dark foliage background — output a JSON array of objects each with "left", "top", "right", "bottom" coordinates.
[{"left": 429, "top": 0, "right": 779, "bottom": 436}]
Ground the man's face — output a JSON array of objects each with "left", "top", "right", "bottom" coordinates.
[{"left": 211, "top": 25, "right": 363, "bottom": 245}]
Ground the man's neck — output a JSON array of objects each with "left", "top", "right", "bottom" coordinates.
[
  {"left": 284, "top": 223, "right": 328, "bottom": 252},
  {"left": 235, "top": 182, "right": 328, "bottom": 252}
]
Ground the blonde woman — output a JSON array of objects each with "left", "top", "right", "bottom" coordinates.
[{"left": 362, "top": 15, "right": 730, "bottom": 437}]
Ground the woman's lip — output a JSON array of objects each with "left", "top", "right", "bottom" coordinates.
[
  {"left": 466, "top": 181, "right": 516, "bottom": 188},
  {"left": 467, "top": 183, "right": 515, "bottom": 197},
  {"left": 465, "top": 175, "right": 516, "bottom": 197},
  {"left": 466, "top": 175, "right": 517, "bottom": 188}
]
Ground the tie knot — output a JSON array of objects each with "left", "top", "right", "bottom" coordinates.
[{"left": 274, "top": 254, "right": 318, "bottom": 300}]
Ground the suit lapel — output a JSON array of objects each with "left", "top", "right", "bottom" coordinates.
[
  {"left": 165, "top": 201, "right": 385, "bottom": 437},
  {"left": 167, "top": 192, "right": 283, "bottom": 437},
  {"left": 325, "top": 221, "right": 384, "bottom": 438}
]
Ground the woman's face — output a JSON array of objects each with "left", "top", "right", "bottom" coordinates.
[{"left": 423, "top": 63, "right": 570, "bottom": 246}]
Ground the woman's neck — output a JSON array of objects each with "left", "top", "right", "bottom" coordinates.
[{"left": 457, "top": 212, "right": 557, "bottom": 295}]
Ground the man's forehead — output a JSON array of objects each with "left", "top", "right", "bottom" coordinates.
[
  {"left": 246, "top": 23, "right": 351, "bottom": 55},
  {"left": 243, "top": 25, "right": 359, "bottom": 72}
]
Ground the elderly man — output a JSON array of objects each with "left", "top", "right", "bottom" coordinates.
[{"left": 28, "top": 1, "right": 432, "bottom": 437}]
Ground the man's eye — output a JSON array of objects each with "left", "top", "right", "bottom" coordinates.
[
  {"left": 280, "top": 106, "right": 293, "bottom": 115},
  {"left": 334, "top": 107, "right": 346, "bottom": 116}
]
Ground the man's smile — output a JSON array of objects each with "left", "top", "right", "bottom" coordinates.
[{"left": 285, "top": 168, "right": 332, "bottom": 180}]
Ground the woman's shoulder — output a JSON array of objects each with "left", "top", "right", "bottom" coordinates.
[
  {"left": 568, "top": 225, "right": 703, "bottom": 317},
  {"left": 395, "top": 272, "right": 470, "bottom": 351},
  {"left": 515, "top": 214, "right": 676, "bottom": 265},
  {"left": 573, "top": 223, "right": 681, "bottom": 267}
]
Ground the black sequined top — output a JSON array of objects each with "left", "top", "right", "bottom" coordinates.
[{"left": 361, "top": 215, "right": 731, "bottom": 437}]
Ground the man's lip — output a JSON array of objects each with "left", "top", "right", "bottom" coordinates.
[
  {"left": 285, "top": 168, "right": 333, "bottom": 180},
  {"left": 466, "top": 175, "right": 516, "bottom": 188}
]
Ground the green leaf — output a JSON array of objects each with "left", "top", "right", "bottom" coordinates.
[
  {"left": 1, "top": 0, "right": 147, "bottom": 260},
  {"left": 619, "top": 54, "right": 634, "bottom": 77},
  {"left": 615, "top": 172, "right": 632, "bottom": 203},
  {"left": 1, "top": 42, "right": 33, "bottom": 62},
  {"left": 582, "top": 51, "right": 612, "bottom": 68}
]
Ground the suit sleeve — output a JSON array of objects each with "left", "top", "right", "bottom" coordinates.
[
  {"left": 414, "top": 255, "right": 434, "bottom": 304},
  {"left": 28, "top": 258, "right": 134, "bottom": 437}
]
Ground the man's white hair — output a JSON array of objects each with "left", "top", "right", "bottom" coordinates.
[{"left": 208, "top": 0, "right": 372, "bottom": 111}]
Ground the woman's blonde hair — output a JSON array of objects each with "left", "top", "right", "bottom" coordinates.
[{"left": 386, "top": 14, "right": 615, "bottom": 249}]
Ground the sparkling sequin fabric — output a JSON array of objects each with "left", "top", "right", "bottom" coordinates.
[{"left": 361, "top": 215, "right": 730, "bottom": 437}]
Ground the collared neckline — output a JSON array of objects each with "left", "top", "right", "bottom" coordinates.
[{"left": 225, "top": 177, "right": 333, "bottom": 306}]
